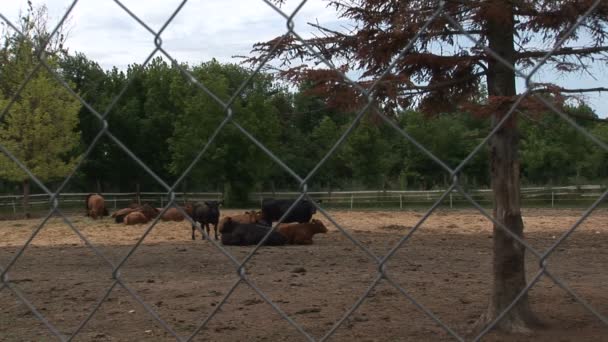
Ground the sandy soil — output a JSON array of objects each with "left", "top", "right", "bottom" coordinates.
[{"left": 0, "top": 208, "right": 606, "bottom": 341}]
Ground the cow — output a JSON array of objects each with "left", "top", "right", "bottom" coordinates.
[
  {"left": 218, "top": 211, "right": 263, "bottom": 233},
  {"left": 220, "top": 218, "right": 286, "bottom": 246},
  {"left": 260, "top": 198, "right": 317, "bottom": 225},
  {"left": 277, "top": 219, "right": 328, "bottom": 245},
  {"left": 112, "top": 207, "right": 138, "bottom": 223},
  {"left": 124, "top": 211, "right": 149, "bottom": 225},
  {"left": 186, "top": 201, "right": 222, "bottom": 240},
  {"left": 85, "top": 193, "right": 108, "bottom": 219},
  {"left": 112, "top": 203, "right": 159, "bottom": 223},
  {"left": 158, "top": 207, "right": 185, "bottom": 222},
  {"left": 139, "top": 204, "right": 160, "bottom": 220}
]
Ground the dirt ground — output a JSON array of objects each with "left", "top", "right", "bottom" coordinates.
[{"left": 0, "top": 208, "right": 606, "bottom": 342}]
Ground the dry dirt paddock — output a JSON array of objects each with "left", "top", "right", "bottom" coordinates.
[{"left": 0, "top": 208, "right": 606, "bottom": 342}]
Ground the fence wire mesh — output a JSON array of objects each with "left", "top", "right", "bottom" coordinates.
[{"left": 0, "top": 0, "right": 607, "bottom": 341}]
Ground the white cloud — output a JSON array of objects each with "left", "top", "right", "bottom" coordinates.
[{"left": 1, "top": 0, "right": 606, "bottom": 116}]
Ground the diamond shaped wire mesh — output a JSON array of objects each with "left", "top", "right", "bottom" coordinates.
[{"left": 0, "top": 0, "right": 606, "bottom": 341}]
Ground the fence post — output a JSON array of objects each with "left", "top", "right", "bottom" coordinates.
[
  {"left": 399, "top": 195, "right": 402, "bottom": 209},
  {"left": 450, "top": 193, "right": 453, "bottom": 209},
  {"left": 12, "top": 199, "right": 16, "bottom": 214},
  {"left": 114, "top": 198, "right": 117, "bottom": 209},
  {"left": 160, "top": 196, "right": 163, "bottom": 207},
  {"left": 551, "top": 191, "right": 554, "bottom": 208},
  {"left": 350, "top": 194, "right": 354, "bottom": 210}
]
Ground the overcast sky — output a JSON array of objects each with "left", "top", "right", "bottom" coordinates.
[{"left": 1, "top": 0, "right": 607, "bottom": 117}]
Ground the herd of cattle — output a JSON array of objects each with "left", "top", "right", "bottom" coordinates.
[{"left": 84, "top": 193, "right": 327, "bottom": 246}]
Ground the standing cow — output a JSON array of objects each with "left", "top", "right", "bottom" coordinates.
[
  {"left": 260, "top": 198, "right": 317, "bottom": 225},
  {"left": 85, "top": 193, "right": 108, "bottom": 219},
  {"left": 186, "top": 201, "right": 222, "bottom": 240}
]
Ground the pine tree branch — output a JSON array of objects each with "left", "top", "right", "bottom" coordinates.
[{"left": 395, "top": 71, "right": 487, "bottom": 94}]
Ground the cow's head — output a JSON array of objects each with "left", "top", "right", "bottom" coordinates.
[
  {"left": 311, "top": 219, "right": 328, "bottom": 233},
  {"left": 184, "top": 203, "right": 193, "bottom": 216},
  {"left": 252, "top": 211, "right": 264, "bottom": 223},
  {"left": 204, "top": 201, "right": 222, "bottom": 219},
  {"left": 219, "top": 217, "right": 236, "bottom": 234},
  {"left": 204, "top": 200, "right": 222, "bottom": 209},
  {"left": 218, "top": 216, "right": 231, "bottom": 233}
]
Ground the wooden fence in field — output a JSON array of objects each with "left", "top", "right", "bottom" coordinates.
[
  {"left": 0, "top": 185, "right": 606, "bottom": 216},
  {"left": 252, "top": 185, "right": 607, "bottom": 209}
]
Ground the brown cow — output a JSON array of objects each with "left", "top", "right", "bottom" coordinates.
[
  {"left": 277, "top": 219, "right": 328, "bottom": 245},
  {"left": 218, "top": 211, "right": 263, "bottom": 233},
  {"left": 139, "top": 204, "right": 160, "bottom": 220},
  {"left": 85, "top": 193, "right": 108, "bottom": 219},
  {"left": 159, "top": 207, "right": 185, "bottom": 222},
  {"left": 124, "top": 211, "right": 149, "bottom": 225},
  {"left": 112, "top": 203, "right": 159, "bottom": 223},
  {"left": 112, "top": 207, "right": 138, "bottom": 222}
]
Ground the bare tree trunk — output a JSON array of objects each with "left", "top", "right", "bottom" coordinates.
[
  {"left": 22, "top": 179, "right": 30, "bottom": 218},
  {"left": 476, "top": 1, "right": 540, "bottom": 333}
]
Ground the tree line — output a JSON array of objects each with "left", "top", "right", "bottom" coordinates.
[
  {"left": 2, "top": 50, "right": 608, "bottom": 207},
  {"left": 1, "top": 5, "right": 608, "bottom": 209}
]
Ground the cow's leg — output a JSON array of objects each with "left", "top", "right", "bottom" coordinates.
[
  {"left": 213, "top": 223, "right": 218, "bottom": 240},
  {"left": 192, "top": 224, "right": 196, "bottom": 240},
  {"left": 203, "top": 223, "right": 209, "bottom": 240}
]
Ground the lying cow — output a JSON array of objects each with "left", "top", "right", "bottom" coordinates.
[
  {"left": 186, "top": 201, "right": 222, "bottom": 240},
  {"left": 220, "top": 218, "right": 286, "bottom": 246},
  {"left": 158, "top": 207, "right": 186, "bottom": 222},
  {"left": 260, "top": 198, "right": 317, "bottom": 225},
  {"left": 85, "top": 193, "right": 108, "bottom": 219},
  {"left": 277, "top": 219, "right": 328, "bottom": 245},
  {"left": 124, "top": 211, "right": 148, "bottom": 225},
  {"left": 218, "top": 211, "right": 263, "bottom": 233},
  {"left": 112, "top": 204, "right": 159, "bottom": 223}
]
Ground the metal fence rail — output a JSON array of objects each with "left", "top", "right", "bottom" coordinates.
[{"left": 1, "top": 0, "right": 607, "bottom": 341}]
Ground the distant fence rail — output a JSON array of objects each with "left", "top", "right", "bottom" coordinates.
[
  {"left": 254, "top": 185, "right": 608, "bottom": 209},
  {"left": 0, "top": 192, "right": 222, "bottom": 216},
  {"left": 1, "top": 185, "right": 606, "bottom": 216}
]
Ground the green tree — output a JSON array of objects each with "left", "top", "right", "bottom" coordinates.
[
  {"left": 169, "top": 60, "right": 282, "bottom": 205},
  {"left": 60, "top": 52, "right": 114, "bottom": 192},
  {"left": 520, "top": 104, "right": 602, "bottom": 185},
  {"left": 0, "top": 6, "right": 81, "bottom": 216},
  {"left": 310, "top": 115, "right": 349, "bottom": 189}
]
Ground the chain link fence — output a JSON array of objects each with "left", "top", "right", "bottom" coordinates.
[{"left": 1, "top": 0, "right": 607, "bottom": 341}]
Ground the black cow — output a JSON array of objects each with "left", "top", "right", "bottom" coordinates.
[
  {"left": 220, "top": 218, "right": 286, "bottom": 246},
  {"left": 260, "top": 198, "right": 317, "bottom": 225},
  {"left": 187, "top": 201, "right": 222, "bottom": 240}
]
